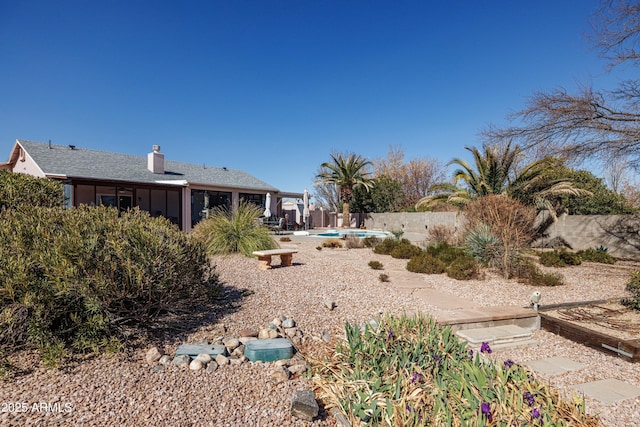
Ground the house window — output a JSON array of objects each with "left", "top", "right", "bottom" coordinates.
[
  {"left": 191, "top": 190, "right": 231, "bottom": 227},
  {"left": 239, "top": 193, "right": 264, "bottom": 207}
]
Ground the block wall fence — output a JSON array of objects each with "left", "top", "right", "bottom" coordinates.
[{"left": 357, "top": 212, "right": 640, "bottom": 259}]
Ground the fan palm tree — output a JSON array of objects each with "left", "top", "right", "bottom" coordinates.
[
  {"left": 416, "top": 142, "right": 589, "bottom": 219},
  {"left": 315, "top": 153, "right": 375, "bottom": 228}
]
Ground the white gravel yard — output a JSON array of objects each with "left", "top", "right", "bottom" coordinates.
[{"left": 1, "top": 238, "right": 639, "bottom": 426}]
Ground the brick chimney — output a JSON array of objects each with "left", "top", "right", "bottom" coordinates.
[{"left": 147, "top": 145, "right": 164, "bottom": 174}]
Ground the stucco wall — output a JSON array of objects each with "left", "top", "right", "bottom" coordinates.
[{"left": 361, "top": 211, "right": 640, "bottom": 259}]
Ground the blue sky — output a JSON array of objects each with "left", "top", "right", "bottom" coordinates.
[{"left": 0, "top": 0, "right": 620, "bottom": 195}]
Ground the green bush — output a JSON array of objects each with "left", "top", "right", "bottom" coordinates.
[
  {"left": 390, "top": 242, "right": 422, "bottom": 259},
  {"left": 368, "top": 260, "right": 384, "bottom": 270},
  {"left": 0, "top": 170, "right": 64, "bottom": 210},
  {"left": 363, "top": 236, "right": 380, "bottom": 248},
  {"left": 623, "top": 270, "right": 640, "bottom": 310},
  {"left": 577, "top": 247, "right": 616, "bottom": 264},
  {"left": 0, "top": 206, "right": 220, "bottom": 363},
  {"left": 538, "top": 249, "right": 582, "bottom": 267},
  {"left": 426, "top": 242, "right": 466, "bottom": 264},
  {"left": 378, "top": 273, "right": 390, "bottom": 283},
  {"left": 445, "top": 256, "right": 481, "bottom": 280},
  {"left": 407, "top": 253, "right": 447, "bottom": 274},
  {"left": 515, "top": 260, "right": 565, "bottom": 286},
  {"left": 322, "top": 238, "right": 343, "bottom": 248},
  {"left": 373, "top": 237, "right": 410, "bottom": 255},
  {"left": 191, "top": 201, "right": 278, "bottom": 256}
]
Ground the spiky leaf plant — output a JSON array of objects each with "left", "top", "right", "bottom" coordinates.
[{"left": 191, "top": 201, "right": 278, "bottom": 256}]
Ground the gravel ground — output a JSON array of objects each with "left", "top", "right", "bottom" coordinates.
[{"left": 1, "top": 237, "right": 639, "bottom": 426}]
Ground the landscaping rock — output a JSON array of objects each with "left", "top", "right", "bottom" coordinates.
[
  {"left": 231, "top": 345, "right": 245, "bottom": 357},
  {"left": 145, "top": 347, "right": 163, "bottom": 365},
  {"left": 239, "top": 328, "right": 258, "bottom": 338},
  {"left": 215, "top": 354, "right": 229, "bottom": 366},
  {"left": 189, "top": 359, "right": 204, "bottom": 371},
  {"left": 290, "top": 389, "right": 319, "bottom": 421},
  {"left": 195, "top": 353, "right": 212, "bottom": 364},
  {"left": 282, "top": 318, "right": 296, "bottom": 328},
  {"left": 271, "top": 318, "right": 282, "bottom": 327},
  {"left": 229, "top": 356, "right": 244, "bottom": 366},
  {"left": 205, "top": 361, "right": 218, "bottom": 372},
  {"left": 223, "top": 337, "right": 240, "bottom": 350},
  {"left": 288, "top": 363, "right": 307, "bottom": 375},
  {"left": 324, "top": 299, "right": 336, "bottom": 310},
  {"left": 171, "top": 355, "right": 191, "bottom": 368},
  {"left": 158, "top": 355, "right": 172, "bottom": 365},
  {"left": 239, "top": 336, "right": 257, "bottom": 345},
  {"left": 269, "top": 366, "right": 290, "bottom": 381},
  {"left": 284, "top": 327, "right": 297, "bottom": 338},
  {"left": 321, "top": 331, "right": 331, "bottom": 342}
]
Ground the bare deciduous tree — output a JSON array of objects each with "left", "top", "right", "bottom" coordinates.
[
  {"left": 484, "top": 1, "right": 640, "bottom": 170},
  {"left": 312, "top": 166, "right": 341, "bottom": 211},
  {"left": 373, "top": 145, "right": 447, "bottom": 208}
]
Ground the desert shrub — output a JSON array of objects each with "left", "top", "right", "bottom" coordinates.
[
  {"left": 0, "top": 169, "right": 64, "bottom": 210},
  {"left": 538, "top": 251, "right": 565, "bottom": 267},
  {"left": 322, "top": 238, "right": 343, "bottom": 248},
  {"left": 363, "top": 236, "right": 380, "bottom": 248},
  {"left": 316, "top": 246, "right": 322, "bottom": 251},
  {"left": 0, "top": 206, "right": 220, "bottom": 363},
  {"left": 446, "top": 256, "right": 481, "bottom": 280},
  {"left": 345, "top": 236, "right": 365, "bottom": 249},
  {"left": 368, "top": 260, "right": 384, "bottom": 270},
  {"left": 378, "top": 273, "right": 390, "bottom": 283},
  {"left": 577, "top": 247, "right": 616, "bottom": 264},
  {"left": 191, "top": 201, "right": 278, "bottom": 256},
  {"left": 391, "top": 230, "right": 404, "bottom": 240},
  {"left": 463, "top": 195, "right": 536, "bottom": 279},
  {"left": 426, "top": 224, "right": 458, "bottom": 245},
  {"left": 538, "top": 249, "right": 582, "bottom": 267},
  {"left": 390, "top": 242, "right": 423, "bottom": 259},
  {"left": 279, "top": 236, "right": 291, "bottom": 242},
  {"left": 426, "top": 242, "right": 466, "bottom": 264},
  {"left": 623, "top": 270, "right": 640, "bottom": 310},
  {"left": 515, "top": 260, "right": 565, "bottom": 286},
  {"left": 464, "top": 223, "right": 502, "bottom": 266},
  {"left": 373, "top": 237, "right": 410, "bottom": 255},
  {"left": 407, "top": 253, "right": 447, "bottom": 274}
]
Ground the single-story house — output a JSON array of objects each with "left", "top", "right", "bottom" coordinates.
[{"left": 1, "top": 139, "right": 302, "bottom": 231}]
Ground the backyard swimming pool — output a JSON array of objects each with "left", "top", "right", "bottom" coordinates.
[{"left": 314, "top": 229, "right": 393, "bottom": 239}]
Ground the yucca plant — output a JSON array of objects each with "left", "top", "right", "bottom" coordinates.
[
  {"left": 465, "top": 223, "right": 503, "bottom": 266},
  {"left": 191, "top": 201, "right": 278, "bottom": 256}
]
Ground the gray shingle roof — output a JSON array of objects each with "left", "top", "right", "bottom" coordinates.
[{"left": 17, "top": 140, "right": 280, "bottom": 192}]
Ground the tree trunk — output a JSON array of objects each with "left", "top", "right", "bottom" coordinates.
[{"left": 342, "top": 202, "right": 350, "bottom": 228}]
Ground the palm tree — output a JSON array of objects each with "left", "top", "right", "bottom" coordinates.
[
  {"left": 315, "top": 153, "right": 375, "bottom": 228},
  {"left": 416, "top": 142, "right": 589, "bottom": 219}
]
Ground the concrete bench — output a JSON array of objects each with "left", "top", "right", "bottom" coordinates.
[{"left": 252, "top": 249, "right": 298, "bottom": 270}]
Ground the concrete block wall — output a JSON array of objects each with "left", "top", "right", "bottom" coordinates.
[
  {"left": 363, "top": 212, "right": 461, "bottom": 235},
  {"left": 361, "top": 211, "right": 640, "bottom": 259}
]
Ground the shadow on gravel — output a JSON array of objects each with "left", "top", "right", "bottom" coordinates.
[{"left": 142, "top": 283, "right": 250, "bottom": 347}]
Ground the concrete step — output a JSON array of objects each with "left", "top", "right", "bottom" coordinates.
[
  {"left": 434, "top": 305, "right": 540, "bottom": 332},
  {"left": 456, "top": 325, "right": 538, "bottom": 350}
]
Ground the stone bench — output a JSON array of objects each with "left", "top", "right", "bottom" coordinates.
[{"left": 252, "top": 249, "right": 298, "bottom": 270}]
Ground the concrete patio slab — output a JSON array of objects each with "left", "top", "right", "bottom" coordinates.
[
  {"left": 572, "top": 378, "right": 640, "bottom": 404},
  {"left": 526, "top": 356, "right": 586, "bottom": 376}
]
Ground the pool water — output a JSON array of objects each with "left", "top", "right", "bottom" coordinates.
[{"left": 315, "top": 229, "right": 392, "bottom": 239}]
